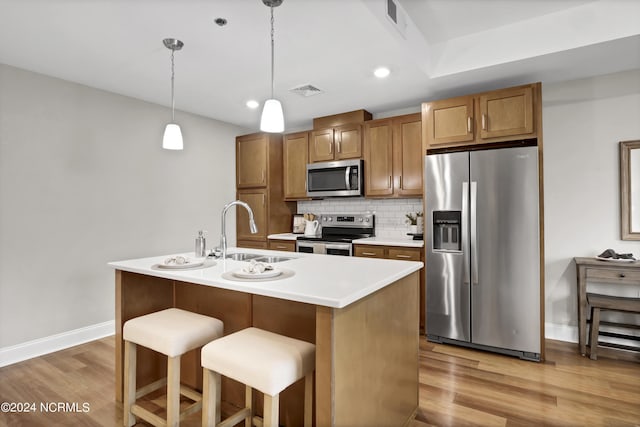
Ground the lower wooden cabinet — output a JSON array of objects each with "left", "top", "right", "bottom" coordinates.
[
  {"left": 268, "top": 239, "right": 296, "bottom": 252},
  {"left": 354, "top": 244, "right": 425, "bottom": 333}
]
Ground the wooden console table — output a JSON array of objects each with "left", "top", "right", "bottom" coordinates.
[{"left": 574, "top": 257, "right": 640, "bottom": 356}]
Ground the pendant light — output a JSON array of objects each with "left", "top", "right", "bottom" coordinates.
[
  {"left": 260, "top": 0, "right": 285, "bottom": 133},
  {"left": 162, "top": 38, "right": 184, "bottom": 150}
]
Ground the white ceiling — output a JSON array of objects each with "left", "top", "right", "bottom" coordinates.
[{"left": 1, "top": 0, "right": 639, "bottom": 132}]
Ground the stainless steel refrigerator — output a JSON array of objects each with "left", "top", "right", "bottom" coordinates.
[{"left": 425, "top": 145, "right": 541, "bottom": 361}]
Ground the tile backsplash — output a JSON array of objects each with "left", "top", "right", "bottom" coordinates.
[{"left": 297, "top": 198, "right": 423, "bottom": 238}]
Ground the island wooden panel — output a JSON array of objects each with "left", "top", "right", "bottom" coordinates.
[
  {"left": 315, "top": 272, "right": 420, "bottom": 427},
  {"left": 115, "top": 270, "right": 419, "bottom": 426}
]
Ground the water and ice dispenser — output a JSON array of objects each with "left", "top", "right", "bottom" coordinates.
[{"left": 432, "top": 211, "right": 461, "bottom": 251}]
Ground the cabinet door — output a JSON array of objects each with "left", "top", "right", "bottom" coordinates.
[
  {"left": 237, "top": 134, "right": 267, "bottom": 188},
  {"left": 335, "top": 124, "right": 362, "bottom": 160},
  {"left": 283, "top": 132, "right": 309, "bottom": 199},
  {"left": 236, "top": 189, "right": 267, "bottom": 241},
  {"left": 394, "top": 114, "right": 423, "bottom": 197},
  {"left": 309, "top": 128, "right": 335, "bottom": 163},
  {"left": 353, "top": 245, "right": 385, "bottom": 258},
  {"left": 478, "top": 86, "right": 533, "bottom": 140},
  {"left": 423, "top": 95, "right": 474, "bottom": 148},
  {"left": 364, "top": 120, "right": 393, "bottom": 197}
]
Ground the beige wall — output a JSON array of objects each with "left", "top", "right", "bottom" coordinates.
[{"left": 0, "top": 64, "right": 246, "bottom": 349}]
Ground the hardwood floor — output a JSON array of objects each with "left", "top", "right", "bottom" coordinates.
[{"left": 0, "top": 336, "right": 638, "bottom": 426}]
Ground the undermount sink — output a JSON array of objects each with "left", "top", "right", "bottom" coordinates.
[
  {"left": 224, "top": 253, "right": 295, "bottom": 263},
  {"left": 225, "top": 253, "right": 263, "bottom": 261},
  {"left": 253, "top": 256, "right": 295, "bottom": 263}
]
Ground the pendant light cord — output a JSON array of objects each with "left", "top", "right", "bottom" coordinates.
[
  {"left": 170, "top": 49, "right": 176, "bottom": 122},
  {"left": 270, "top": 5, "right": 275, "bottom": 99}
]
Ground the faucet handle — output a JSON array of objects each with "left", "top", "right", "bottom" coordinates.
[{"left": 208, "top": 247, "right": 222, "bottom": 259}]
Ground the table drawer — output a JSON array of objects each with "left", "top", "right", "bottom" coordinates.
[
  {"left": 587, "top": 267, "right": 640, "bottom": 285},
  {"left": 387, "top": 247, "right": 421, "bottom": 261}
]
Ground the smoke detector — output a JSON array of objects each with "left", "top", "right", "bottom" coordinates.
[{"left": 290, "top": 84, "right": 324, "bottom": 97}]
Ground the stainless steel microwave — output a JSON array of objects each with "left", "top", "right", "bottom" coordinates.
[{"left": 306, "top": 159, "right": 364, "bottom": 198}]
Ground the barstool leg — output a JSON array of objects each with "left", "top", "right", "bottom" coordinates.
[
  {"left": 167, "top": 355, "right": 181, "bottom": 427},
  {"left": 590, "top": 307, "right": 601, "bottom": 360},
  {"left": 263, "top": 393, "right": 279, "bottom": 427},
  {"left": 202, "top": 368, "right": 221, "bottom": 426},
  {"left": 304, "top": 372, "right": 313, "bottom": 427},
  {"left": 245, "top": 385, "right": 253, "bottom": 427},
  {"left": 123, "top": 341, "right": 136, "bottom": 427}
]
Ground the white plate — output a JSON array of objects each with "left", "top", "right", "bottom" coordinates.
[
  {"left": 232, "top": 268, "right": 282, "bottom": 279},
  {"left": 595, "top": 256, "right": 637, "bottom": 263},
  {"left": 157, "top": 260, "right": 205, "bottom": 269}
]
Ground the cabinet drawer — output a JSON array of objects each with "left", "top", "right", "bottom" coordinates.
[
  {"left": 237, "top": 239, "right": 268, "bottom": 249},
  {"left": 354, "top": 245, "right": 385, "bottom": 258},
  {"left": 268, "top": 240, "right": 296, "bottom": 252},
  {"left": 388, "top": 247, "right": 421, "bottom": 261},
  {"left": 587, "top": 268, "right": 640, "bottom": 285}
]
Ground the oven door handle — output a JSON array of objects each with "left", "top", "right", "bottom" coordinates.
[{"left": 325, "top": 243, "right": 351, "bottom": 250}]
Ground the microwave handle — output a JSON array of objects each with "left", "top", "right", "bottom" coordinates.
[{"left": 345, "top": 166, "right": 351, "bottom": 189}]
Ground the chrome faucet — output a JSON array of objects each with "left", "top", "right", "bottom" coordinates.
[{"left": 220, "top": 200, "right": 258, "bottom": 260}]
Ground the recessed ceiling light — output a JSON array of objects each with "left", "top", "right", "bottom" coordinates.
[
  {"left": 374, "top": 67, "right": 391, "bottom": 78},
  {"left": 246, "top": 100, "right": 260, "bottom": 109}
]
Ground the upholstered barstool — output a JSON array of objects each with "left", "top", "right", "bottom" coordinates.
[
  {"left": 201, "top": 327, "right": 315, "bottom": 427},
  {"left": 123, "top": 308, "right": 224, "bottom": 427}
]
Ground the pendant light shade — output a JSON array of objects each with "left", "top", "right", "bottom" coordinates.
[
  {"left": 162, "top": 123, "right": 183, "bottom": 150},
  {"left": 260, "top": 0, "right": 285, "bottom": 133},
  {"left": 162, "top": 38, "right": 184, "bottom": 150},
  {"left": 260, "top": 99, "right": 284, "bottom": 133}
]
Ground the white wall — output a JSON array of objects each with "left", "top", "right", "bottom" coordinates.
[
  {"left": 542, "top": 69, "right": 640, "bottom": 341},
  {"left": 0, "top": 64, "right": 246, "bottom": 354}
]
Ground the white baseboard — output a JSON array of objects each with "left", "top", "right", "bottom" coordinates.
[
  {"left": 0, "top": 320, "right": 115, "bottom": 368},
  {"left": 545, "top": 322, "right": 577, "bottom": 343}
]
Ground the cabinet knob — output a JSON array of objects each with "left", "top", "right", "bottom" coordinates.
[{"left": 619, "top": 273, "right": 626, "bottom": 278}]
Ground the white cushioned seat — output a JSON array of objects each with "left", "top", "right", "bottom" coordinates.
[
  {"left": 124, "top": 307, "right": 223, "bottom": 357},
  {"left": 201, "top": 327, "right": 315, "bottom": 427},
  {"left": 122, "top": 308, "right": 224, "bottom": 427},
  {"left": 201, "top": 327, "right": 315, "bottom": 396}
]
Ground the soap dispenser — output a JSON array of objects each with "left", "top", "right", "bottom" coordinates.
[{"left": 195, "top": 230, "right": 207, "bottom": 257}]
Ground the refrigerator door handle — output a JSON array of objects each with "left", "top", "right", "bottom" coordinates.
[
  {"left": 462, "top": 181, "right": 470, "bottom": 285},
  {"left": 471, "top": 181, "right": 478, "bottom": 285}
]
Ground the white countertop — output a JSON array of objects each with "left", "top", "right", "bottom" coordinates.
[
  {"left": 108, "top": 248, "right": 422, "bottom": 309},
  {"left": 353, "top": 236, "right": 424, "bottom": 248},
  {"left": 267, "top": 233, "right": 300, "bottom": 241},
  {"left": 267, "top": 233, "right": 424, "bottom": 247}
]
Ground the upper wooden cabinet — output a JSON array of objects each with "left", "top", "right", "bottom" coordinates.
[
  {"left": 235, "top": 132, "right": 296, "bottom": 248},
  {"left": 423, "top": 83, "right": 541, "bottom": 150},
  {"left": 478, "top": 85, "right": 534, "bottom": 139},
  {"left": 364, "top": 113, "right": 422, "bottom": 198},
  {"left": 236, "top": 133, "right": 268, "bottom": 188},
  {"left": 283, "top": 131, "right": 309, "bottom": 200},
  {"left": 309, "top": 124, "right": 363, "bottom": 163}
]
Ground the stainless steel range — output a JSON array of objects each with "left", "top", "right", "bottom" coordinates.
[{"left": 296, "top": 213, "right": 375, "bottom": 256}]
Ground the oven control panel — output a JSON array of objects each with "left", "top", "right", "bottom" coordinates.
[{"left": 319, "top": 213, "right": 374, "bottom": 228}]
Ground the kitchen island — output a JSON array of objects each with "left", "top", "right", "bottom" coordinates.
[{"left": 109, "top": 248, "right": 422, "bottom": 427}]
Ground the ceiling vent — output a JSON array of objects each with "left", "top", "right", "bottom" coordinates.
[
  {"left": 386, "top": 0, "right": 407, "bottom": 38},
  {"left": 290, "top": 84, "right": 324, "bottom": 97}
]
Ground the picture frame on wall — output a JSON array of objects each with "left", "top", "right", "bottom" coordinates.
[{"left": 293, "top": 214, "right": 305, "bottom": 234}]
